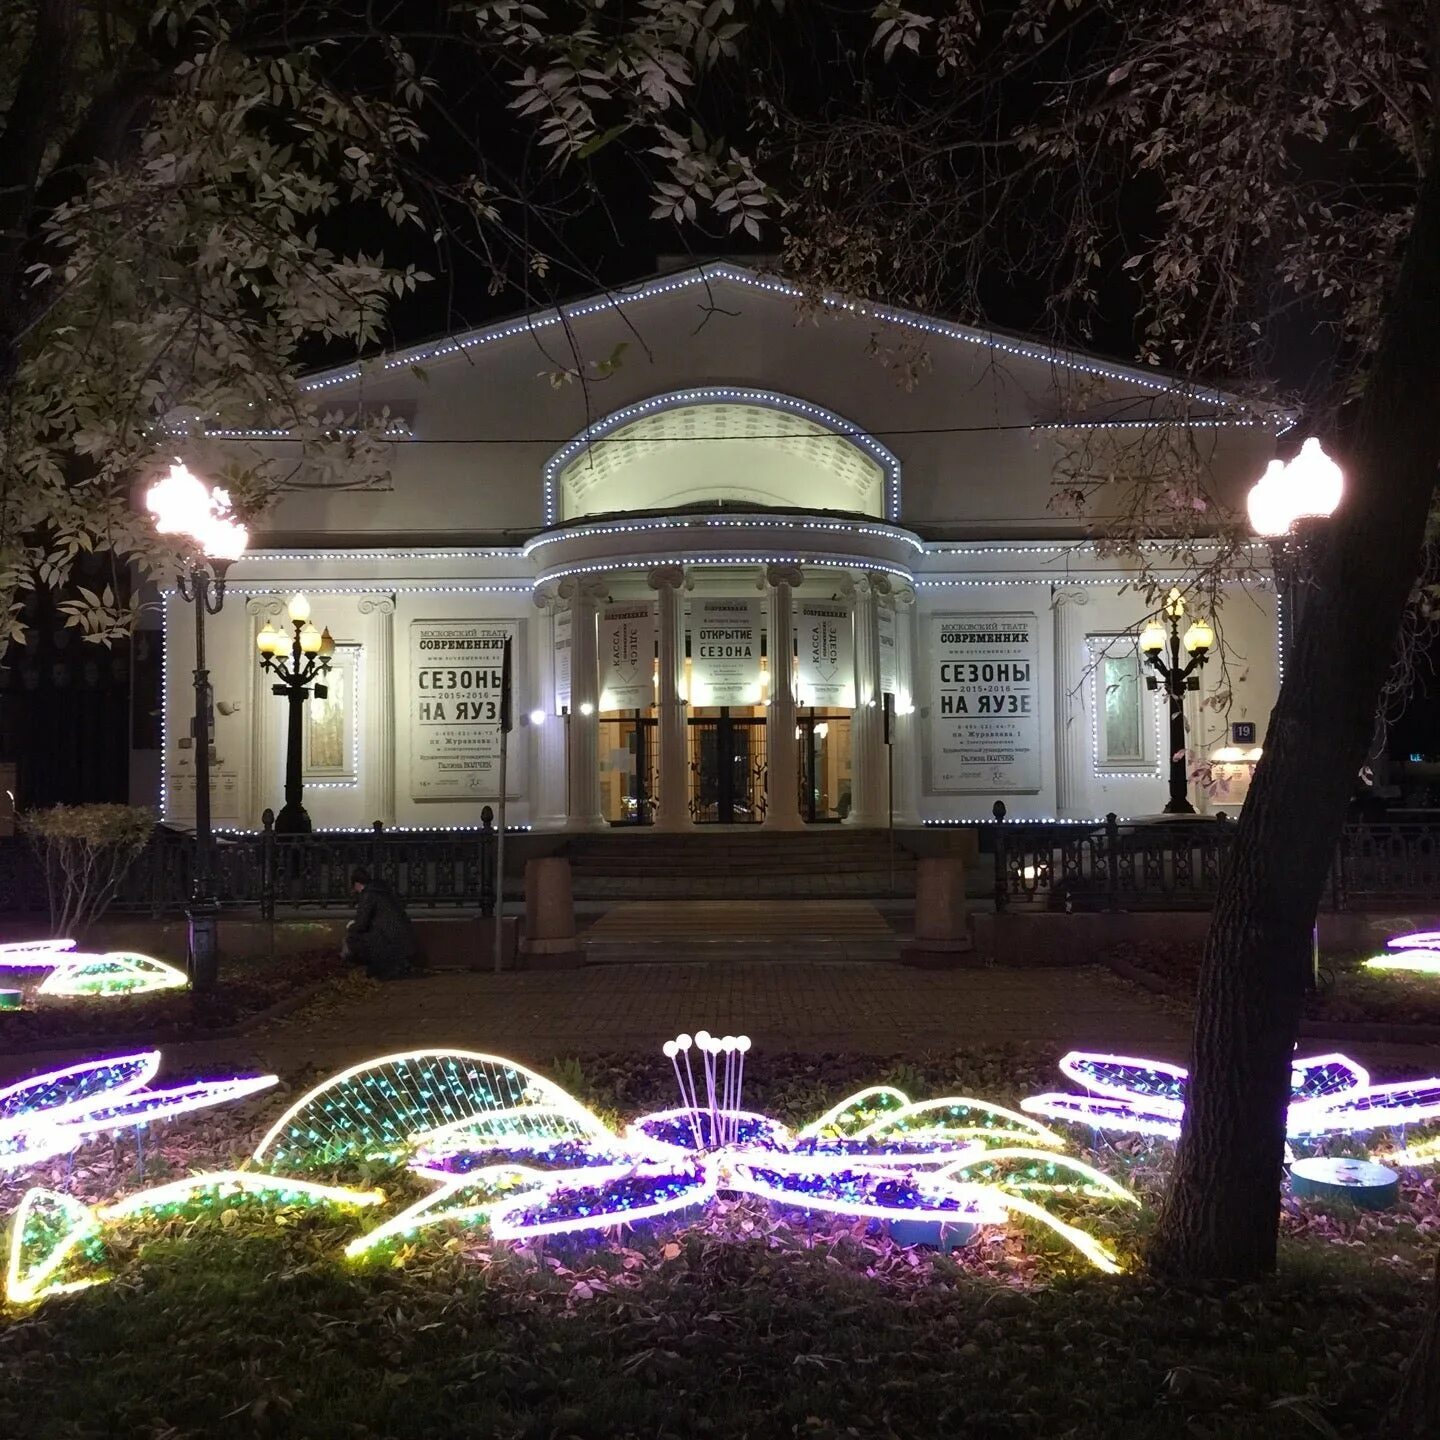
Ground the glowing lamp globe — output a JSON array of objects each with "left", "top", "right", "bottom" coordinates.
[
  {"left": 1247, "top": 438, "right": 1344, "bottom": 538},
  {"left": 318, "top": 627, "right": 336, "bottom": 658},
  {"left": 1182, "top": 617, "right": 1214, "bottom": 655},
  {"left": 299, "top": 623, "right": 323, "bottom": 656},
  {"left": 287, "top": 592, "right": 312, "bottom": 625},
  {"left": 1139, "top": 621, "right": 1166, "bottom": 656},
  {"left": 143, "top": 463, "right": 249, "bottom": 561},
  {"left": 255, "top": 622, "right": 283, "bottom": 656}
]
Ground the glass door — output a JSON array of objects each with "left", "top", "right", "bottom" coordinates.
[
  {"left": 598, "top": 714, "right": 657, "bottom": 825},
  {"left": 689, "top": 712, "right": 767, "bottom": 823},
  {"left": 797, "top": 712, "right": 852, "bottom": 822}
]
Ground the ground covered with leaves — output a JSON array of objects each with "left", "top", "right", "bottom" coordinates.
[
  {"left": 1110, "top": 942, "right": 1440, "bottom": 1031},
  {"left": 2, "top": 1049, "right": 1437, "bottom": 1439},
  {"left": 0, "top": 949, "right": 342, "bottom": 1052}
]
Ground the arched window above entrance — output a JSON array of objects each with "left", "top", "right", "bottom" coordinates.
[{"left": 546, "top": 389, "right": 899, "bottom": 523}]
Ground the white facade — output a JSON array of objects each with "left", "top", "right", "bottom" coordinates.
[{"left": 156, "top": 263, "right": 1281, "bottom": 831}]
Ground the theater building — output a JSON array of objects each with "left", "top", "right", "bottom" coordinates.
[{"left": 151, "top": 263, "right": 1282, "bottom": 835}]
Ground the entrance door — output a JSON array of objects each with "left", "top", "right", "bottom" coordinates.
[
  {"left": 598, "top": 715, "right": 657, "bottom": 825},
  {"left": 689, "top": 712, "right": 766, "bottom": 823},
  {"left": 797, "top": 712, "right": 852, "bottom": 822}
]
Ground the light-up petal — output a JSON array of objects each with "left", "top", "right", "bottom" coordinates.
[
  {"left": 626, "top": 1107, "right": 792, "bottom": 1155},
  {"left": 348, "top": 1167, "right": 546, "bottom": 1258},
  {"left": 797, "top": 1086, "right": 911, "bottom": 1139},
  {"left": 99, "top": 1171, "right": 384, "bottom": 1223},
  {"left": 410, "top": 1134, "right": 637, "bottom": 1183},
  {"left": 1289, "top": 1079, "right": 1440, "bottom": 1136},
  {"left": 1289, "top": 1054, "right": 1369, "bottom": 1103},
  {"left": 1020, "top": 1092, "right": 1183, "bottom": 1139},
  {"left": 1058, "top": 1052, "right": 1188, "bottom": 1107},
  {"left": 791, "top": 1133, "right": 985, "bottom": 1170},
  {"left": 253, "top": 1050, "right": 603, "bottom": 1169},
  {"left": 5, "top": 1187, "right": 100, "bottom": 1304},
  {"left": 47, "top": 1074, "right": 278, "bottom": 1146},
  {"left": 38, "top": 952, "right": 187, "bottom": 997},
  {"left": 935, "top": 1147, "right": 1139, "bottom": 1205},
  {"left": 1387, "top": 930, "right": 1440, "bottom": 951},
  {"left": 0, "top": 1051, "right": 159, "bottom": 1129},
  {"left": 992, "top": 1192, "right": 1124, "bottom": 1274},
  {"left": 0, "top": 939, "right": 77, "bottom": 967},
  {"left": 857, "top": 1097, "right": 1066, "bottom": 1149},
  {"left": 731, "top": 1160, "right": 1007, "bottom": 1226},
  {"left": 491, "top": 1160, "right": 716, "bottom": 1240},
  {"left": 1364, "top": 953, "right": 1440, "bottom": 975}
]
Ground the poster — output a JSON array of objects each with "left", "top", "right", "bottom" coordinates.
[
  {"left": 929, "top": 613, "right": 1040, "bottom": 793},
  {"left": 878, "top": 604, "right": 897, "bottom": 700},
  {"left": 599, "top": 602, "right": 655, "bottom": 711},
  {"left": 795, "top": 601, "right": 854, "bottom": 708},
  {"left": 688, "top": 598, "right": 762, "bottom": 706},
  {"left": 553, "top": 606, "right": 572, "bottom": 714},
  {"left": 409, "top": 619, "right": 515, "bottom": 800}
]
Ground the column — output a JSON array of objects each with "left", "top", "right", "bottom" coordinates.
[
  {"left": 845, "top": 571, "right": 890, "bottom": 827},
  {"left": 1052, "top": 589, "right": 1091, "bottom": 818},
  {"left": 244, "top": 596, "right": 285, "bottom": 825},
  {"left": 764, "top": 563, "right": 803, "bottom": 829},
  {"left": 531, "top": 588, "right": 570, "bottom": 829},
  {"left": 356, "top": 595, "right": 397, "bottom": 825},
  {"left": 561, "top": 576, "right": 607, "bottom": 830},
  {"left": 891, "top": 585, "right": 921, "bottom": 825},
  {"left": 649, "top": 564, "right": 691, "bottom": 830}
]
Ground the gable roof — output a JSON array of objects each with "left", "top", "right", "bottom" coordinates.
[{"left": 298, "top": 261, "right": 1273, "bottom": 420}]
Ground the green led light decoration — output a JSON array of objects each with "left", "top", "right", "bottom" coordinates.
[
  {"left": 38, "top": 952, "right": 187, "bottom": 997},
  {"left": 252, "top": 1050, "right": 609, "bottom": 1170}
]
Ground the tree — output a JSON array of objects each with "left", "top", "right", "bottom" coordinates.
[
  {"left": 758, "top": 1, "right": 1440, "bottom": 1279},
  {"left": 0, "top": 0, "right": 772, "bottom": 644},
  {"left": 20, "top": 802, "right": 154, "bottom": 939}
]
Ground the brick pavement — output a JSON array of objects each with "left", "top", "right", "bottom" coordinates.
[{"left": 189, "top": 961, "right": 1193, "bottom": 1078}]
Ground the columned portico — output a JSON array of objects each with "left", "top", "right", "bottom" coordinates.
[
  {"left": 764, "top": 563, "right": 804, "bottom": 829},
  {"left": 890, "top": 584, "right": 921, "bottom": 825},
  {"left": 845, "top": 572, "right": 890, "bottom": 827},
  {"left": 562, "top": 576, "right": 607, "bottom": 830},
  {"left": 533, "top": 588, "right": 570, "bottom": 828},
  {"left": 649, "top": 564, "right": 691, "bottom": 830}
]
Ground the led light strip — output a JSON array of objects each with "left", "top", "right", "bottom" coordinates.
[
  {"left": 534, "top": 553, "right": 913, "bottom": 587},
  {"left": 522, "top": 514, "right": 925, "bottom": 556}
]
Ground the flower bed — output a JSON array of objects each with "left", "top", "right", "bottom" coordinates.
[{"left": 0, "top": 949, "right": 344, "bottom": 1051}]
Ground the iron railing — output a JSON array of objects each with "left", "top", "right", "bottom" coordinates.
[
  {"left": 0, "top": 813, "right": 500, "bottom": 919},
  {"left": 988, "top": 807, "right": 1440, "bottom": 913}
]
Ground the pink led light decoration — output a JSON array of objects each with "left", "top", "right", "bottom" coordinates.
[
  {"left": 1023, "top": 1049, "right": 1440, "bottom": 1141},
  {"left": 1365, "top": 930, "right": 1440, "bottom": 975},
  {"left": 0, "top": 939, "right": 77, "bottom": 967},
  {"left": 0, "top": 1050, "right": 276, "bottom": 1172}
]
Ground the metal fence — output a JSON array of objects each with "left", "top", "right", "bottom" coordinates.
[
  {"left": 990, "top": 807, "right": 1440, "bottom": 913},
  {"left": 2, "top": 812, "right": 1437, "bottom": 918},
  {"left": 0, "top": 817, "right": 500, "bottom": 919}
]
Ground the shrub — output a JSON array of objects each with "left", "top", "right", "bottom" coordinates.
[{"left": 20, "top": 804, "right": 155, "bottom": 940}]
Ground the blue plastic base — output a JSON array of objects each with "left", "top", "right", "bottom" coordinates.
[{"left": 888, "top": 1219, "right": 978, "bottom": 1251}]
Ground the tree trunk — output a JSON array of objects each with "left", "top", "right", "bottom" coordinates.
[{"left": 1148, "top": 143, "right": 1440, "bottom": 1281}]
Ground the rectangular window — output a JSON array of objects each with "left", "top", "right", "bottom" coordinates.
[
  {"left": 305, "top": 644, "right": 359, "bottom": 782},
  {"left": 1088, "top": 635, "right": 1157, "bottom": 774}
]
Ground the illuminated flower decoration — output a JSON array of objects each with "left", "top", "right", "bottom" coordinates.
[
  {"left": 1021, "top": 1050, "right": 1440, "bottom": 1140},
  {"left": 256, "top": 1039, "right": 1137, "bottom": 1273},
  {"left": 1363, "top": 930, "right": 1440, "bottom": 976},
  {"left": 0, "top": 1051, "right": 277, "bottom": 1172},
  {"left": 38, "top": 952, "right": 188, "bottom": 997},
  {"left": 7, "top": 1173, "right": 383, "bottom": 1305},
  {"left": 0, "top": 939, "right": 78, "bottom": 967}
]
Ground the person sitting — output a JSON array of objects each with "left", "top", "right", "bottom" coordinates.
[{"left": 342, "top": 867, "right": 422, "bottom": 980}]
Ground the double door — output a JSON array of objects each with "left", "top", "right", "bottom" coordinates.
[{"left": 689, "top": 713, "right": 766, "bottom": 824}]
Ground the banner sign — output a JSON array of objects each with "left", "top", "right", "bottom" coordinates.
[
  {"left": 553, "top": 606, "right": 572, "bottom": 714},
  {"left": 795, "top": 601, "right": 854, "bottom": 708},
  {"left": 599, "top": 602, "right": 655, "bottom": 711},
  {"left": 689, "top": 598, "right": 762, "bottom": 706},
  {"left": 409, "top": 619, "right": 515, "bottom": 800},
  {"left": 928, "top": 612, "right": 1040, "bottom": 793},
  {"left": 878, "top": 604, "right": 897, "bottom": 700}
]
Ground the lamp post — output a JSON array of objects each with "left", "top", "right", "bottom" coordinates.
[
  {"left": 1139, "top": 589, "right": 1215, "bottom": 815},
  {"left": 1246, "top": 436, "right": 1344, "bottom": 988},
  {"left": 144, "top": 463, "right": 250, "bottom": 991},
  {"left": 255, "top": 592, "right": 334, "bottom": 834}
]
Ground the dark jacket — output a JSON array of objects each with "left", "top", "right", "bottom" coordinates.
[{"left": 350, "top": 879, "right": 422, "bottom": 969}]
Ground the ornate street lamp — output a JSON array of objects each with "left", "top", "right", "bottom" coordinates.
[
  {"left": 256, "top": 591, "right": 334, "bottom": 834},
  {"left": 144, "top": 462, "right": 250, "bottom": 991},
  {"left": 1246, "top": 436, "right": 1345, "bottom": 671},
  {"left": 1139, "top": 588, "right": 1215, "bottom": 815}
]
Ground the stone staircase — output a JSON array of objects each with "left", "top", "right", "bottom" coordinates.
[
  {"left": 562, "top": 828, "right": 917, "bottom": 900},
  {"left": 580, "top": 899, "right": 901, "bottom": 963}
]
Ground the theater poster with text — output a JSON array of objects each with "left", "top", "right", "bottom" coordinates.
[
  {"left": 599, "top": 602, "right": 656, "bottom": 711},
  {"left": 928, "top": 612, "right": 1040, "bottom": 793},
  {"left": 688, "top": 598, "right": 762, "bottom": 706},
  {"left": 409, "top": 619, "right": 519, "bottom": 800},
  {"left": 795, "top": 600, "right": 854, "bottom": 708}
]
